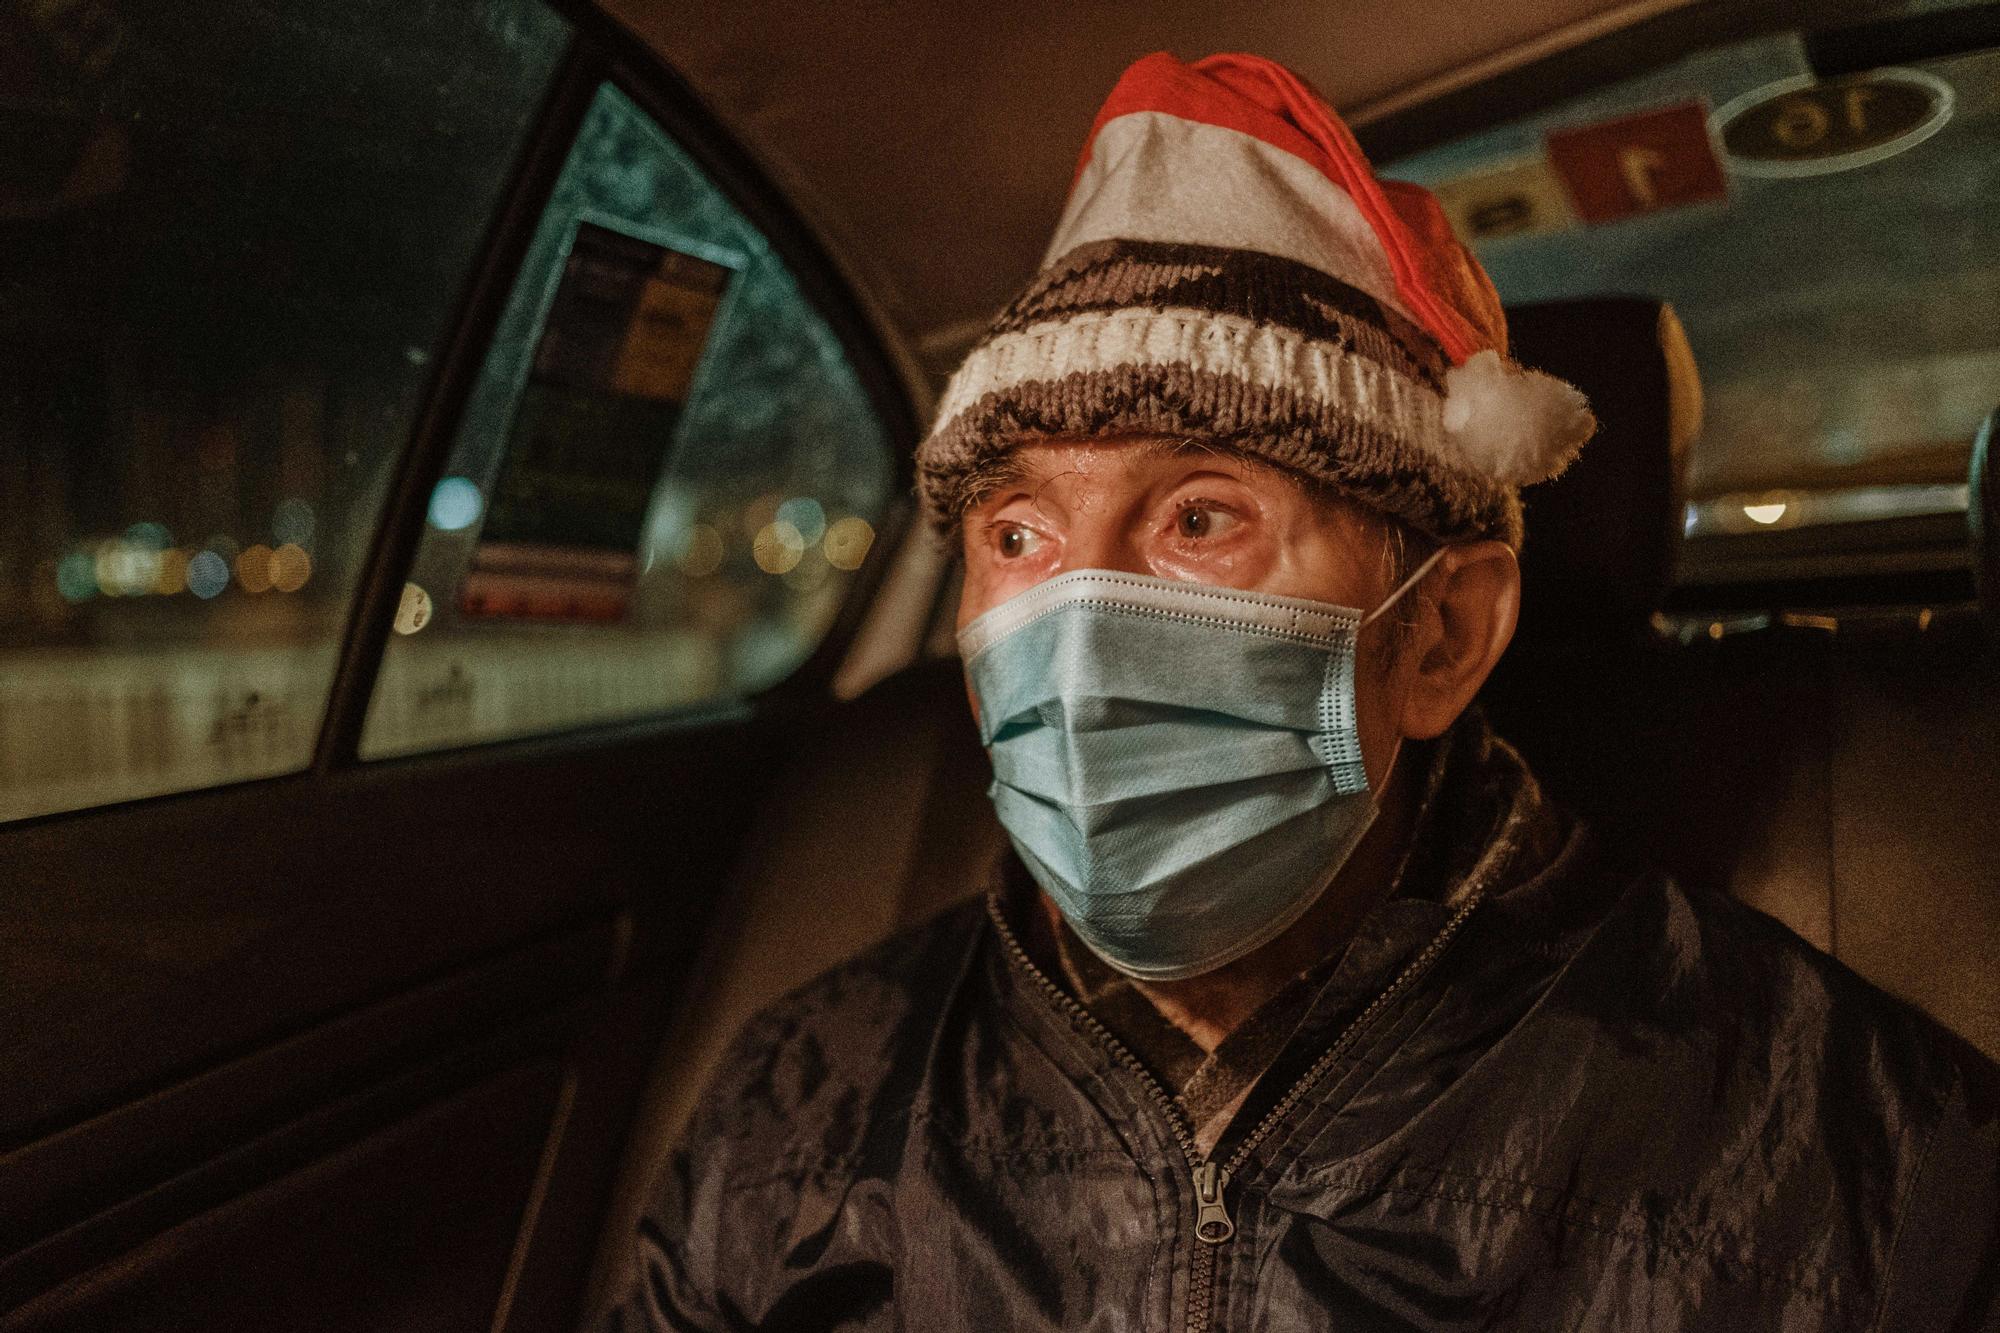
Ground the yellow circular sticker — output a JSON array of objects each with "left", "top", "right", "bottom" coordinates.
[{"left": 394, "top": 582, "right": 433, "bottom": 635}]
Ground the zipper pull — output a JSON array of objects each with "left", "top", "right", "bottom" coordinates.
[{"left": 1192, "top": 1160, "right": 1234, "bottom": 1244}]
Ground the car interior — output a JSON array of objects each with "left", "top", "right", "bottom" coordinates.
[{"left": 1, "top": 0, "right": 1995, "bottom": 1329}]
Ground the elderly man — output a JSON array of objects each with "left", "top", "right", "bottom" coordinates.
[{"left": 608, "top": 53, "right": 1998, "bottom": 1331}]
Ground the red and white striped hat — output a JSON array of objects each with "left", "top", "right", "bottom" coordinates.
[{"left": 916, "top": 51, "right": 1596, "bottom": 548}]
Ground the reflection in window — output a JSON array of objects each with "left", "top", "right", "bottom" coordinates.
[
  {"left": 359, "top": 85, "right": 898, "bottom": 759},
  {"left": 0, "top": 0, "right": 567, "bottom": 822},
  {"left": 1385, "top": 25, "right": 1998, "bottom": 555}
]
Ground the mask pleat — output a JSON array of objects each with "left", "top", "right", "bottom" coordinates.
[
  {"left": 970, "top": 602, "right": 1335, "bottom": 740},
  {"left": 994, "top": 711, "right": 1323, "bottom": 803},
  {"left": 961, "top": 570, "right": 1380, "bottom": 980},
  {"left": 993, "top": 766, "right": 1336, "bottom": 885}
]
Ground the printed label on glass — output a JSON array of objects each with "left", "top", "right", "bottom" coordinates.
[
  {"left": 1713, "top": 70, "right": 1953, "bottom": 178},
  {"left": 461, "top": 220, "right": 738, "bottom": 623},
  {"left": 1430, "top": 154, "right": 1579, "bottom": 243},
  {"left": 1544, "top": 101, "right": 1729, "bottom": 225}
]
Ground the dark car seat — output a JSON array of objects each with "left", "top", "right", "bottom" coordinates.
[
  {"left": 1482, "top": 297, "right": 1768, "bottom": 896},
  {"left": 1487, "top": 304, "right": 2000, "bottom": 1066},
  {"left": 583, "top": 298, "right": 2000, "bottom": 1322}
]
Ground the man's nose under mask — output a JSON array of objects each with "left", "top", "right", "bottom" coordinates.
[{"left": 959, "top": 555, "right": 1442, "bottom": 981}]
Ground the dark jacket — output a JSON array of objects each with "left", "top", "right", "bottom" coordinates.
[{"left": 606, "top": 731, "right": 2000, "bottom": 1331}]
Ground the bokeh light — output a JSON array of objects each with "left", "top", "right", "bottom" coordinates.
[
  {"left": 823, "top": 516, "right": 875, "bottom": 571},
  {"left": 187, "top": 550, "right": 230, "bottom": 599},
  {"left": 95, "top": 539, "right": 161, "bottom": 596},
  {"left": 428, "top": 476, "right": 484, "bottom": 531},
  {"left": 775, "top": 496, "right": 826, "bottom": 545},
  {"left": 154, "top": 548, "right": 190, "bottom": 596},
  {"left": 55, "top": 552, "right": 97, "bottom": 603},
  {"left": 740, "top": 491, "right": 784, "bottom": 539},
  {"left": 125, "top": 521, "right": 172, "bottom": 551},
  {"left": 236, "top": 544, "right": 274, "bottom": 594},
  {"left": 676, "top": 523, "right": 725, "bottom": 577},
  {"left": 270, "top": 542, "right": 313, "bottom": 592},
  {"left": 273, "top": 497, "right": 317, "bottom": 547},
  {"left": 752, "top": 520, "right": 805, "bottom": 574},
  {"left": 91, "top": 543, "right": 123, "bottom": 597}
]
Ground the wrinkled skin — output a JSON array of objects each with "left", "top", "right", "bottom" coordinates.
[
  {"left": 954, "top": 437, "right": 1519, "bottom": 1045},
  {"left": 954, "top": 436, "right": 1522, "bottom": 789}
]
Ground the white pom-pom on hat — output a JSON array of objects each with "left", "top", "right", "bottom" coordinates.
[{"left": 1438, "top": 348, "right": 1597, "bottom": 486}]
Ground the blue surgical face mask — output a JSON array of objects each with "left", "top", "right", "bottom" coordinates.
[{"left": 959, "top": 552, "right": 1444, "bottom": 981}]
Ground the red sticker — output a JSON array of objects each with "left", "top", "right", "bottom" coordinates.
[{"left": 1545, "top": 102, "right": 1728, "bottom": 225}]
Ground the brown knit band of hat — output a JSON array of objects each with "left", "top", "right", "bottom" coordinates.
[
  {"left": 912, "top": 52, "right": 1597, "bottom": 554},
  {"left": 917, "top": 239, "right": 1527, "bottom": 547}
]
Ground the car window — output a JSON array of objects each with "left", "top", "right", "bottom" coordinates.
[
  {"left": 357, "top": 82, "right": 898, "bottom": 760},
  {"left": 0, "top": 0, "right": 567, "bottom": 824},
  {"left": 1383, "top": 8, "right": 1996, "bottom": 582}
]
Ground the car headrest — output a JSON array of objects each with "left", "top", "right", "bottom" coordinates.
[
  {"left": 1503, "top": 297, "right": 1703, "bottom": 641},
  {"left": 1974, "top": 406, "right": 1998, "bottom": 636}
]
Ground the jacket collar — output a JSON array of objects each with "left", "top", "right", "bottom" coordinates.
[{"left": 981, "top": 709, "right": 1588, "bottom": 1168}]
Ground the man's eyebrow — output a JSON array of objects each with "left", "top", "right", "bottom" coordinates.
[{"left": 958, "top": 457, "right": 1033, "bottom": 514}]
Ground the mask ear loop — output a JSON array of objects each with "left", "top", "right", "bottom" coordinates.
[
  {"left": 1360, "top": 545, "right": 1448, "bottom": 627},
  {"left": 1354, "top": 543, "right": 1449, "bottom": 796}
]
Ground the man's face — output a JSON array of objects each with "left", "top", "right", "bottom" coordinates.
[{"left": 956, "top": 436, "right": 1417, "bottom": 790}]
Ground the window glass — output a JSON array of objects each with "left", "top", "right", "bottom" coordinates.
[
  {"left": 0, "top": 0, "right": 567, "bottom": 823},
  {"left": 359, "top": 84, "right": 898, "bottom": 760},
  {"left": 1384, "top": 15, "right": 1996, "bottom": 573}
]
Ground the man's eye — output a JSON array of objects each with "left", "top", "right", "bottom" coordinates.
[
  {"left": 1174, "top": 504, "right": 1236, "bottom": 540},
  {"left": 995, "top": 524, "right": 1040, "bottom": 559}
]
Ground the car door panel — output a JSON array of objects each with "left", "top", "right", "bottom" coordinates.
[
  {"left": 0, "top": 5, "right": 918, "bottom": 1327},
  {"left": 0, "top": 711, "right": 794, "bottom": 1325},
  {"left": 7, "top": 1061, "right": 564, "bottom": 1332}
]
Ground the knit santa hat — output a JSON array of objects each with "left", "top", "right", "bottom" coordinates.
[{"left": 916, "top": 51, "right": 1596, "bottom": 548}]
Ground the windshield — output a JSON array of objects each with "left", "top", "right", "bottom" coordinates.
[{"left": 1384, "top": 8, "right": 1998, "bottom": 585}]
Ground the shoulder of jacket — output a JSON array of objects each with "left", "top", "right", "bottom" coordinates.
[
  {"left": 1601, "top": 872, "right": 1986, "bottom": 1115},
  {"left": 739, "top": 894, "right": 991, "bottom": 1045},
  {"left": 686, "top": 897, "right": 992, "bottom": 1158}
]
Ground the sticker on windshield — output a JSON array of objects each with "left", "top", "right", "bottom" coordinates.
[
  {"left": 461, "top": 220, "right": 739, "bottom": 623},
  {"left": 1712, "top": 70, "right": 1953, "bottom": 178},
  {"left": 1429, "top": 155, "right": 1578, "bottom": 244},
  {"left": 1544, "top": 101, "right": 1728, "bottom": 225}
]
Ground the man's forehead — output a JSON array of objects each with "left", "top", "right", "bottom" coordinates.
[{"left": 957, "top": 438, "right": 1404, "bottom": 564}]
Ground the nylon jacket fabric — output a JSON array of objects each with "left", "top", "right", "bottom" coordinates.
[{"left": 606, "top": 736, "right": 2000, "bottom": 1332}]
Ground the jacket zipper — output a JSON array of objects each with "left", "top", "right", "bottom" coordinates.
[{"left": 987, "top": 892, "right": 1482, "bottom": 1333}]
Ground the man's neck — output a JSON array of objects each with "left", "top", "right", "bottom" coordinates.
[{"left": 1039, "top": 746, "right": 1428, "bottom": 1052}]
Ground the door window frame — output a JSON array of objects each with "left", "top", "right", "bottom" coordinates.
[{"left": 309, "top": 7, "right": 923, "bottom": 777}]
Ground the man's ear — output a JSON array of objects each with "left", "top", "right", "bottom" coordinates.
[{"left": 1396, "top": 540, "right": 1520, "bottom": 740}]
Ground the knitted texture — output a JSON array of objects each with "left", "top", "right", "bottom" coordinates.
[
  {"left": 914, "top": 52, "right": 1597, "bottom": 549},
  {"left": 920, "top": 239, "right": 1527, "bottom": 545}
]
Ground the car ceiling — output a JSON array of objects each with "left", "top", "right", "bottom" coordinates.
[{"left": 597, "top": 0, "right": 1702, "bottom": 386}]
